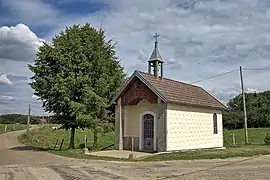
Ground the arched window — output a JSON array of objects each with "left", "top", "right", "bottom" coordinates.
[{"left": 213, "top": 113, "right": 218, "bottom": 134}]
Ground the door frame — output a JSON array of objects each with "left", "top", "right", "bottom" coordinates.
[{"left": 139, "top": 111, "right": 157, "bottom": 151}]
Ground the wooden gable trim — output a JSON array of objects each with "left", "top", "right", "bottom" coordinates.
[
  {"left": 121, "top": 77, "right": 157, "bottom": 106},
  {"left": 109, "top": 71, "right": 168, "bottom": 106}
]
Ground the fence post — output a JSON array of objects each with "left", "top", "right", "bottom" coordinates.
[
  {"left": 59, "top": 139, "right": 64, "bottom": 150},
  {"left": 132, "top": 136, "right": 134, "bottom": 152},
  {"left": 54, "top": 139, "right": 59, "bottom": 150},
  {"left": 4, "top": 125, "right": 7, "bottom": 132},
  {"left": 233, "top": 134, "right": 236, "bottom": 146}
]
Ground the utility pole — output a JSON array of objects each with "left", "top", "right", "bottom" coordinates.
[
  {"left": 239, "top": 66, "right": 248, "bottom": 144},
  {"left": 27, "top": 104, "right": 31, "bottom": 132}
]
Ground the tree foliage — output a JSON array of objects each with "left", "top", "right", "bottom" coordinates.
[
  {"left": 29, "top": 23, "right": 125, "bottom": 149},
  {"left": 70, "top": 91, "right": 114, "bottom": 148},
  {"left": 223, "top": 91, "right": 270, "bottom": 129},
  {"left": 0, "top": 114, "right": 40, "bottom": 124}
]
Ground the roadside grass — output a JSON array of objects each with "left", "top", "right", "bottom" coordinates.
[
  {"left": 144, "top": 128, "right": 270, "bottom": 161},
  {"left": 223, "top": 128, "right": 270, "bottom": 146},
  {"left": 18, "top": 126, "right": 270, "bottom": 161},
  {"left": 0, "top": 124, "right": 27, "bottom": 134},
  {"left": 18, "top": 124, "right": 115, "bottom": 151},
  {"left": 143, "top": 145, "right": 270, "bottom": 161}
]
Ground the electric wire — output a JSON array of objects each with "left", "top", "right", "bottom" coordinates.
[
  {"left": 190, "top": 69, "right": 239, "bottom": 84},
  {"left": 243, "top": 68, "right": 270, "bottom": 71}
]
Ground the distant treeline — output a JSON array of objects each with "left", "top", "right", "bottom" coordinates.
[
  {"left": 223, "top": 91, "right": 270, "bottom": 130},
  {"left": 0, "top": 114, "right": 60, "bottom": 124}
]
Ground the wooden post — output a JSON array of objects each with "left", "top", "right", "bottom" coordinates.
[
  {"left": 54, "top": 139, "right": 59, "bottom": 150},
  {"left": 232, "top": 134, "right": 236, "bottom": 146},
  {"left": 132, "top": 136, "right": 134, "bottom": 152},
  {"left": 240, "top": 66, "right": 248, "bottom": 144},
  {"left": 118, "top": 97, "right": 123, "bottom": 150},
  {"left": 85, "top": 134, "right": 87, "bottom": 149},
  {"left": 59, "top": 139, "right": 64, "bottom": 150},
  {"left": 27, "top": 104, "right": 31, "bottom": 132},
  {"left": 4, "top": 125, "right": 7, "bottom": 132},
  {"left": 13, "top": 124, "right": 15, "bottom": 131}
]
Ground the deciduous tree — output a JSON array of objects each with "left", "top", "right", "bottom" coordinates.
[{"left": 29, "top": 23, "right": 125, "bottom": 149}]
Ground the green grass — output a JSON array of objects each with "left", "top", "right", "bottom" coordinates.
[
  {"left": 18, "top": 126, "right": 270, "bottom": 161},
  {"left": 0, "top": 124, "right": 27, "bottom": 134},
  {"left": 143, "top": 145, "right": 270, "bottom": 161},
  {"left": 144, "top": 128, "right": 270, "bottom": 161},
  {"left": 18, "top": 124, "right": 115, "bottom": 151},
  {"left": 223, "top": 128, "right": 270, "bottom": 146}
]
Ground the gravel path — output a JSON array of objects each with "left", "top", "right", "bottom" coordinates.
[{"left": 0, "top": 129, "right": 270, "bottom": 179}]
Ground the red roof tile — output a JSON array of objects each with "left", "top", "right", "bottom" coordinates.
[{"left": 139, "top": 71, "right": 226, "bottom": 109}]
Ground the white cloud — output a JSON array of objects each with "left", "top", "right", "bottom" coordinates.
[
  {"left": 0, "top": 74, "right": 13, "bottom": 85},
  {"left": 32, "top": 94, "right": 39, "bottom": 100},
  {"left": 45, "top": 0, "right": 270, "bottom": 104},
  {"left": 2, "top": 0, "right": 270, "bottom": 114},
  {"left": 0, "top": 24, "right": 44, "bottom": 62},
  {"left": 0, "top": 24, "right": 44, "bottom": 77},
  {"left": 0, "top": 24, "right": 45, "bottom": 115},
  {"left": 0, "top": 95, "right": 19, "bottom": 104}
]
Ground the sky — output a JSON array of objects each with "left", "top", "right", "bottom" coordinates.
[{"left": 0, "top": 0, "right": 270, "bottom": 116}]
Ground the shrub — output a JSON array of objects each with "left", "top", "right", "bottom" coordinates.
[{"left": 264, "top": 133, "right": 270, "bottom": 145}]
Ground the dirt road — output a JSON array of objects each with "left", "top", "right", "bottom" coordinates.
[{"left": 1, "top": 130, "right": 270, "bottom": 179}]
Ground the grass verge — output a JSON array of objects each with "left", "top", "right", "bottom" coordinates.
[
  {"left": 18, "top": 126, "right": 270, "bottom": 161},
  {"left": 18, "top": 124, "right": 114, "bottom": 151},
  {"left": 0, "top": 124, "right": 27, "bottom": 134},
  {"left": 143, "top": 145, "right": 270, "bottom": 161}
]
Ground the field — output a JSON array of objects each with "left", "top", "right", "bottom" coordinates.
[
  {"left": 18, "top": 125, "right": 270, "bottom": 161},
  {"left": 145, "top": 128, "right": 270, "bottom": 161},
  {"left": 18, "top": 124, "right": 114, "bottom": 151},
  {"left": 0, "top": 124, "right": 27, "bottom": 134},
  {"left": 224, "top": 128, "right": 270, "bottom": 146}
]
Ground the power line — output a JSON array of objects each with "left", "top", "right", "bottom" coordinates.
[
  {"left": 190, "top": 69, "right": 239, "bottom": 84},
  {"left": 243, "top": 68, "right": 270, "bottom": 71}
]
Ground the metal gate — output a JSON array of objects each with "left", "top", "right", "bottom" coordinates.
[{"left": 143, "top": 114, "right": 154, "bottom": 151}]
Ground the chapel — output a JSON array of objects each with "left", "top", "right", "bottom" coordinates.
[{"left": 110, "top": 34, "right": 225, "bottom": 152}]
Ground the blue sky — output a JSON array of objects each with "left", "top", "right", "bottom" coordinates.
[{"left": 0, "top": 0, "right": 270, "bottom": 115}]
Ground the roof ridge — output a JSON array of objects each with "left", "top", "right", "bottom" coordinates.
[{"left": 137, "top": 71, "right": 201, "bottom": 89}]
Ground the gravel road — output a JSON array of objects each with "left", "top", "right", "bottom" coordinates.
[{"left": 1, "top": 130, "right": 270, "bottom": 179}]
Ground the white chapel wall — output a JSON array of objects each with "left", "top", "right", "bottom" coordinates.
[{"left": 166, "top": 103, "right": 223, "bottom": 151}]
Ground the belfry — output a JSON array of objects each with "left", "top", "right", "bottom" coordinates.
[{"left": 148, "top": 33, "right": 164, "bottom": 78}]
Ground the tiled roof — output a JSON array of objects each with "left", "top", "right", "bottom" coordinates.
[{"left": 138, "top": 71, "right": 226, "bottom": 109}]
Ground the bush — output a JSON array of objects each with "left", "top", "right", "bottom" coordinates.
[{"left": 264, "top": 133, "right": 270, "bottom": 145}]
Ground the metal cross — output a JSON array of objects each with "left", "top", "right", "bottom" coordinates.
[{"left": 153, "top": 33, "right": 159, "bottom": 43}]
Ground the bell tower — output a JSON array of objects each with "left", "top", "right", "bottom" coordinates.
[{"left": 148, "top": 33, "right": 163, "bottom": 79}]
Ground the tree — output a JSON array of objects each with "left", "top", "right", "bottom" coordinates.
[
  {"left": 223, "top": 91, "right": 270, "bottom": 129},
  {"left": 71, "top": 91, "right": 114, "bottom": 149},
  {"left": 29, "top": 23, "right": 125, "bottom": 149}
]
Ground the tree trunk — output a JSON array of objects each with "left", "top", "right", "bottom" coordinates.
[
  {"left": 92, "top": 130, "right": 98, "bottom": 149},
  {"left": 69, "top": 127, "right": 76, "bottom": 149}
]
